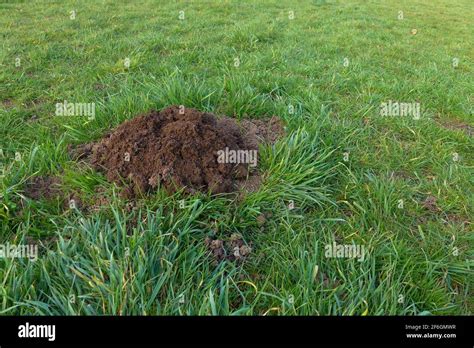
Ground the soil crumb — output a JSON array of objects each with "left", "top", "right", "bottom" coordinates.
[
  {"left": 205, "top": 233, "right": 252, "bottom": 264},
  {"left": 2, "top": 99, "right": 14, "bottom": 108},
  {"left": 77, "top": 106, "right": 284, "bottom": 196},
  {"left": 422, "top": 195, "right": 440, "bottom": 213},
  {"left": 24, "top": 176, "right": 62, "bottom": 200}
]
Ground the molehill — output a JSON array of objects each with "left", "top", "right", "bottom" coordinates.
[{"left": 72, "top": 106, "right": 284, "bottom": 196}]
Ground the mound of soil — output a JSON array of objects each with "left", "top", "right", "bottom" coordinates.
[{"left": 83, "top": 106, "right": 284, "bottom": 196}]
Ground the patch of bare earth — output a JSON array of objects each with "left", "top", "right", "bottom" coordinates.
[
  {"left": 422, "top": 195, "right": 440, "bottom": 213},
  {"left": 436, "top": 117, "right": 473, "bottom": 137},
  {"left": 418, "top": 195, "right": 471, "bottom": 229},
  {"left": 2, "top": 99, "right": 14, "bottom": 109},
  {"left": 23, "top": 176, "right": 63, "bottom": 201},
  {"left": 23, "top": 175, "right": 84, "bottom": 212},
  {"left": 204, "top": 233, "right": 252, "bottom": 264}
]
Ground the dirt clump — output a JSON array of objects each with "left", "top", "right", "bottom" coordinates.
[
  {"left": 90, "top": 106, "right": 249, "bottom": 195},
  {"left": 83, "top": 106, "right": 284, "bottom": 196},
  {"left": 205, "top": 233, "right": 252, "bottom": 264},
  {"left": 204, "top": 238, "right": 225, "bottom": 263},
  {"left": 422, "top": 195, "right": 440, "bottom": 213},
  {"left": 2, "top": 99, "right": 14, "bottom": 108},
  {"left": 24, "top": 176, "right": 63, "bottom": 201},
  {"left": 256, "top": 214, "right": 266, "bottom": 226}
]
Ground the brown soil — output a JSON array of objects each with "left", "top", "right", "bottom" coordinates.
[
  {"left": 422, "top": 195, "right": 440, "bottom": 213},
  {"left": 64, "top": 192, "right": 83, "bottom": 211},
  {"left": 436, "top": 118, "right": 473, "bottom": 137},
  {"left": 2, "top": 99, "right": 14, "bottom": 108},
  {"left": 443, "top": 213, "right": 471, "bottom": 226},
  {"left": 240, "top": 116, "right": 286, "bottom": 148},
  {"left": 68, "top": 142, "right": 95, "bottom": 161},
  {"left": 237, "top": 172, "right": 263, "bottom": 197},
  {"left": 204, "top": 233, "right": 252, "bottom": 264},
  {"left": 23, "top": 175, "right": 84, "bottom": 212},
  {"left": 88, "top": 187, "right": 112, "bottom": 212},
  {"left": 75, "top": 106, "right": 284, "bottom": 196},
  {"left": 24, "top": 176, "right": 62, "bottom": 200},
  {"left": 256, "top": 213, "right": 266, "bottom": 226}
]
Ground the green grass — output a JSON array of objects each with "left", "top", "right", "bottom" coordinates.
[{"left": 0, "top": 0, "right": 472, "bottom": 315}]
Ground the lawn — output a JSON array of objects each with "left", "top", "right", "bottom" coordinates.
[{"left": 0, "top": 0, "right": 472, "bottom": 315}]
